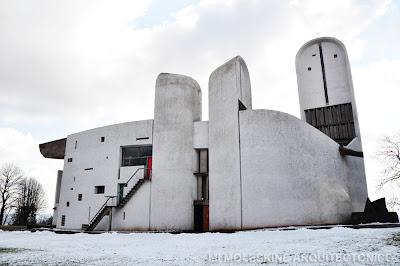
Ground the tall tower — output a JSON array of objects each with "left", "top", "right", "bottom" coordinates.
[{"left": 296, "top": 37, "right": 368, "bottom": 212}]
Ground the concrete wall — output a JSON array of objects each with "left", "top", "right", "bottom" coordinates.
[
  {"left": 193, "top": 121, "right": 208, "bottom": 149},
  {"left": 112, "top": 181, "right": 151, "bottom": 231},
  {"left": 56, "top": 120, "right": 153, "bottom": 230},
  {"left": 150, "top": 73, "right": 202, "bottom": 231},
  {"left": 208, "top": 56, "right": 252, "bottom": 231},
  {"left": 239, "top": 109, "right": 353, "bottom": 228},
  {"left": 296, "top": 37, "right": 368, "bottom": 211},
  {"left": 52, "top": 170, "right": 63, "bottom": 226}
]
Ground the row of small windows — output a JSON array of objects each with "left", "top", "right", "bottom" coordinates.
[
  {"left": 72, "top": 137, "right": 106, "bottom": 151},
  {"left": 65, "top": 193, "right": 83, "bottom": 207},
  {"left": 311, "top": 53, "right": 337, "bottom": 58},
  {"left": 308, "top": 53, "right": 338, "bottom": 71}
]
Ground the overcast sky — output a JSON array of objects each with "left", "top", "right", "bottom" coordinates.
[{"left": 1, "top": 0, "right": 399, "bottom": 212}]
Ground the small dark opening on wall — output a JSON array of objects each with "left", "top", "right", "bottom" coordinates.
[
  {"left": 67, "top": 158, "right": 73, "bottom": 162},
  {"left": 61, "top": 215, "right": 65, "bottom": 226},
  {"left": 136, "top": 137, "right": 149, "bottom": 141},
  {"left": 238, "top": 100, "right": 247, "bottom": 111},
  {"left": 73, "top": 176, "right": 76, "bottom": 182},
  {"left": 95, "top": 186, "right": 105, "bottom": 194},
  {"left": 101, "top": 137, "right": 105, "bottom": 142},
  {"left": 70, "top": 188, "right": 73, "bottom": 190},
  {"left": 66, "top": 201, "right": 70, "bottom": 207},
  {"left": 312, "top": 54, "right": 316, "bottom": 56},
  {"left": 78, "top": 194, "right": 82, "bottom": 201},
  {"left": 84, "top": 168, "right": 93, "bottom": 171},
  {"left": 123, "top": 212, "right": 125, "bottom": 220},
  {"left": 74, "top": 140, "right": 77, "bottom": 149},
  {"left": 334, "top": 54, "right": 338, "bottom": 58},
  {"left": 308, "top": 67, "right": 312, "bottom": 71}
]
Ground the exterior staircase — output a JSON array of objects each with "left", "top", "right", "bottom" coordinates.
[
  {"left": 84, "top": 166, "right": 150, "bottom": 232},
  {"left": 117, "top": 178, "right": 146, "bottom": 208},
  {"left": 84, "top": 206, "right": 112, "bottom": 231}
]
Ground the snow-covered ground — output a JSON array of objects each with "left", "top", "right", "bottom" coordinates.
[{"left": 0, "top": 227, "right": 399, "bottom": 265}]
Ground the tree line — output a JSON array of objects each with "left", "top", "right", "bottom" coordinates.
[{"left": 0, "top": 163, "right": 47, "bottom": 226}]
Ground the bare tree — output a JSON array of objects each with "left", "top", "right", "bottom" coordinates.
[
  {"left": 0, "top": 163, "right": 23, "bottom": 225},
  {"left": 13, "top": 177, "right": 46, "bottom": 226},
  {"left": 376, "top": 134, "right": 400, "bottom": 209}
]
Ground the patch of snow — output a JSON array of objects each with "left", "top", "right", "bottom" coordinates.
[{"left": 0, "top": 227, "right": 399, "bottom": 265}]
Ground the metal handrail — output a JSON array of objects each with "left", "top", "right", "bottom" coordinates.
[
  {"left": 88, "top": 197, "right": 112, "bottom": 227},
  {"left": 125, "top": 167, "right": 146, "bottom": 186}
]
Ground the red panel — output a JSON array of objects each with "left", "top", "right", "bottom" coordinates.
[
  {"left": 146, "top": 157, "right": 152, "bottom": 179},
  {"left": 203, "top": 205, "right": 209, "bottom": 232}
]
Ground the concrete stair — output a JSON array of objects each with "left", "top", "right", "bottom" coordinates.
[
  {"left": 117, "top": 178, "right": 146, "bottom": 208},
  {"left": 85, "top": 206, "right": 112, "bottom": 232}
]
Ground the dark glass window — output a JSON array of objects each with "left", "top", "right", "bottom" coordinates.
[
  {"left": 61, "top": 215, "right": 66, "bottom": 226},
  {"left": 67, "top": 158, "right": 73, "bottom": 162},
  {"left": 78, "top": 194, "right": 82, "bottom": 201},
  {"left": 95, "top": 186, "right": 105, "bottom": 194},
  {"left": 101, "top": 136, "right": 105, "bottom": 142},
  {"left": 66, "top": 201, "right": 70, "bottom": 207},
  {"left": 121, "top": 146, "right": 152, "bottom": 167}
]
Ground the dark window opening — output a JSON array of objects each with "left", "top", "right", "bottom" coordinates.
[
  {"left": 61, "top": 215, "right": 66, "bottom": 226},
  {"left": 70, "top": 188, "right": 73, "bottom": 190},
  {"left": 74, "top": 140, "right": 77, "bottom": 149},
  {"left": 136, "top": 137, "right": 149, "bottom": 140},
  {"left": 121, "top": 146, "right": 152, "bottom": 167},
  {"left": 334, "top": 54, "right": 338, "bottom": 58},
  {"left": 101, "top": 136, "right": 105, "bottom": 142},
  {"left": 78, "top": 194, "right": 82, "bottom": 201},
  {"left": 238, "top": 100, "right": 247, "bottom": 111},
  {"left": 304, "top": 103, "right": 355, "bottom": 146},
  {"left": 66, "top": 201, "right": 70, "bottom": 207},
  {"left": 123, "top": 212, "right": 126, "bottom": 220},
  {"left": 84, "top": 168, "right": 93, "bottom": 171},
  {"left": 308, "top": 67, "right": 312, "bottom": 71},
  {"left": 312, "top": 54, "right": 316, "bottom": 56},
  {"left": 67, "top": 158, "right": 73, "bottom": 162},
  {"left": 95, "top": 186, "right": 105, "bottom": 194},
  {"left": 73, "top": 176, "right": 75, "bottom": 182}
]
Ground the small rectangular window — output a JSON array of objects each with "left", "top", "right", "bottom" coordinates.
[
  {"left": 101, "top": 136, "right": 105, "bottom": 142},
  {"left": 75, "top": 140, "right": 77, "bottom": 149},
  {"left": 84, "top": 168, "right": 93, "bottom": 171},
  {"left": 95, "top": 186, "right": 105, "bottom": 194},
  {"left": 66, "top": 201, "right": 70, "bottom": 207},
  {"left": 67, "top": 158, "right": 73, "bottom": 162},
  {"left": 123, "top": 212, "right": 125, "bottom": 220},
  {"left": 78, "top": 194, "right": 82, "bottom": 201},
  {"left": 61, "top": 215, "right": 66, "bottom": 226}
]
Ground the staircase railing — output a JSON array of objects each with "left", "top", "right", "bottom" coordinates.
[{"left": 87, "top": 196, "right": 114, "bottom": 227}]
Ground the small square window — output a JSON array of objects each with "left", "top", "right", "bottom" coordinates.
[
  {"left": 101, "top": 137, "right": 105, "bottom": 142},
  {"left": 78, "top": 194, "right": 82, "bottom": 201},
  {"left": 95, "top": 186, "right": 105, "bottom": 194},
  {"left": 67, "top": 158, "right": 73, "bottom": 162},
  {"left": 308, "top": 67, "right": 312, "bottom": 71},
  {"left": 334, "top": 54, "right": 338, "bottom": 58},
  {"left": 66, "top": 201, "right": 70, "bottom": 207},
  {"left": 61, "top": 215, "right": 66, "bottom": 226}
]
